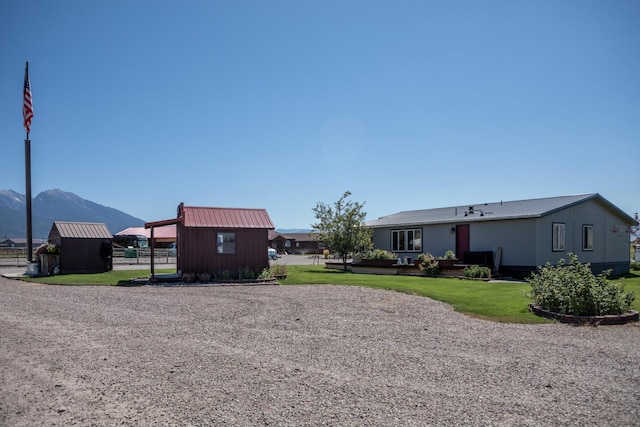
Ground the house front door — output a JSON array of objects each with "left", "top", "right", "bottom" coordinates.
[{"left": 456, "top": 224, "right": 470, "bottom": 262}]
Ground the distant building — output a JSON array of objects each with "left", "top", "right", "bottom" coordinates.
[
  {"left": 115, "top": 226, "right": 176, "bottom": 248},
  {"left": 268, "top": 231, "right": 321, "bottom": 254},
  {"left": 0, "top": 238, "right": 45, "bottom": 248}
]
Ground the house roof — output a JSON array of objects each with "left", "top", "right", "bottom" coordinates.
[
  {"left": 269, "top": 232, "right": 316, "bottom": 242},
  {"left": 181, "top": 206, "right": 275, "bottom": 229},
  {"left": 366, "top": 194, "right": 638, "bottom": 228},
  {"left": 0, "top": 238, "right": 46, "bottom": 245},
  {"left": 51, "top": 221, "right": 113, "bottom": 239}
]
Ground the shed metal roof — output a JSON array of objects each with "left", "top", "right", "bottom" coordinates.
[
  {"left": 366, "top": 194, "right": 637, "bottom": 228},
  {"left": 182, "top": 206, "right": 275, "bottom": 229},
  {"left": 51, "top": 221, "right": 113, "bottom": 239}
]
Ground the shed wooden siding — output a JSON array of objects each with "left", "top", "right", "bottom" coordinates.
[{"left": 178, "top": 227, "right": 269, "bottom": 276}]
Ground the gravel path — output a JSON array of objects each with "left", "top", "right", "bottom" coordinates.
[{"left": 1, "top": 277, "right": 639, "bottom": 426}]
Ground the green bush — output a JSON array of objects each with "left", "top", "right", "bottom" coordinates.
[
  {"left": 238, "top": 266, "right": 257, "bottom": 280},
  {"left": 443, "top": 250, "right": 456, "bottom": 260},
  {"left": 364, "top": 249, "right": 397, "bottom": 260},
  {"left": 417, "top": 253, "right": 440, "bottom": 276},
  {"left": 631, "top": 262, "right": 640, "bottom": 271},
  {"left": 463, "top": 265, "right": 491, "bottom": 278},
  {"left": 526, "top": 253, "right": 634, "bottom": 316},
  {"left": 257, "top": 263, "right": 287, "bottom": 279}
]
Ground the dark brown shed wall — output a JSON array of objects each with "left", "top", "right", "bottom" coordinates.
[
  {"left": 49, "top": 237, "right": 111, "bottom": 274},
  {"left": 178, "top": 227, "right": 269, "bottom": 276}
]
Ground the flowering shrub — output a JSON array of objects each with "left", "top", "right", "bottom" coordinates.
[
  {"left": 417, "top": 253, "right": 440, "bottom": 276},
  {"left": 443, "top": 250, "right": 456, "bottom": 260},
  {"left": 526, "top": 253, "right": 634, "bottom": 316},
  {"left": 35, "top": 244, "right": 59, "bottom": 255}
]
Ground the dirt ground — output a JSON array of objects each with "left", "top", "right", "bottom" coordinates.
[{"left": 1, "top": 273, "right": 639, "bottom": 426}]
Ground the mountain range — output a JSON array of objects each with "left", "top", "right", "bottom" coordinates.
[{"left": 0, "top": 189, "right": 145, "bottom": 240}]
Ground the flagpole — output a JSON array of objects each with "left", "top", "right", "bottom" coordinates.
[
  {"left": 23, "top": 61, "right": 34, "bottom": 263},
  {"left": 25, "top": 137, "right": 33, "bottom": 262}
]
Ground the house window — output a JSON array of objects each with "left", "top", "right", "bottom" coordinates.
[
  {"left": 583, "top": 225, "right": 594, "bottom": 251},
  {"left": 391, "top": 229, "right": 422, "bottom": 252},
  {"left": 217, "top": 232, "right": 235, "bottom": 254},
  {"left": 552, "top": 223, "right": 565, "bottom": 251}
]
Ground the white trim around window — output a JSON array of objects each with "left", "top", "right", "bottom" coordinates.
[
  {"left": 552, "top": 223, "right": 565, "bottom": 252},
  {"left": 582, "top": 224, "right": 594, "bottom": 251},
  {"left": 391, "top": 229, "right": 422, "bottom": 252}
]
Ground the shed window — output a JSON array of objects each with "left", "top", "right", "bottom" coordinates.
[
  {"left": 217, "top": 232, "right": 235, "bottom": 254},
  {"left": 583, "top": 225, "right": 594, "bottom": 251},
  {"left": 552, "top": 223, "right": 565, "bottom": 252},
  {"left": 391, "top": 229, "right": 422, "bottom": 252}
]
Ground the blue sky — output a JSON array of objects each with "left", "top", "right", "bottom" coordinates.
[{"left": 1, "top": 0, "right": 638, "bottom": 229}]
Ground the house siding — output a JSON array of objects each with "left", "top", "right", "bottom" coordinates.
[
  {"left": 370, "top": 197, "right": 633, "bottom": 276},
  {"left": 539, "top": 199, "right": 631, "bottom": 275},
  {"left": 372, "top": 219, "right": 538, "bottom": 267},
  {"left": 467, "top": 218, "right": 537, "bottom": 267}
]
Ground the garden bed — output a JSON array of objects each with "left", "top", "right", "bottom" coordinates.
[
  {"left": 326, "top": 261, "right": 484, "bottom": 278},
  {"left": 529, "top": 304, "right": 639, "bottom": 326}
]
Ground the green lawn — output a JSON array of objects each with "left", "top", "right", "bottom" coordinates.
[
  {"left": 282, "top": 266, "right": 640, "bottom": 324},
  {"left": 283, "top": 265, "right": 546, "bottom": 323},
  {"left": 16, "top": 266, "right": 640, "bottom": 325},
  {"left": 20, "top": 269, "right": 175, "bottom": 286}
]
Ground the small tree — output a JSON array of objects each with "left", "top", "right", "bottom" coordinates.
[
  {"left": 311, "top": 191, "right": 372, "bottom": 270},
  {"left": 631, "top": 212, "right": 639, "bottom": 243}
]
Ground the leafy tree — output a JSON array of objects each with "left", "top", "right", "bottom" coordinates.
[
  {"left": 311, "top": 191, "right": 372, "bottom": 270},
  {"left": 631, "top": 212, "right": 640, "bottom": 242}
]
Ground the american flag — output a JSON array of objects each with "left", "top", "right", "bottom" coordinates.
[{"left": 23, "top": 62, "right": 33, "bottom": 135}]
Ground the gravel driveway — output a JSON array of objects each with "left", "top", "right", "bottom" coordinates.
[{"left": 1, "top": 276, "right": 639, "bottom": 426}]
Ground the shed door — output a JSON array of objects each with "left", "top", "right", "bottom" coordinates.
[{"left": 456, "top": 225, "right": 470, "bottom": 261}]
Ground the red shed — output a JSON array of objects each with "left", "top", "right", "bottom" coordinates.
[{"left": 146, "top": 203, "right": 275, "bottom": 279}]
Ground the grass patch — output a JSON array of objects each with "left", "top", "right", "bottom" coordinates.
[
  {"left": 283, "top": 266, "right": 640, "bottom": 324},
  {"left": 620, "top": 270, "right": 640, "bottom": 312},
  {"left": 19, "top": 269, "right": 173, "bottom": 286}
]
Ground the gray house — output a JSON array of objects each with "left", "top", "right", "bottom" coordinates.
[{"left": 366, "top": 194, "right": 638, "bottom": 277}]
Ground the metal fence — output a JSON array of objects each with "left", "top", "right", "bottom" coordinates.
[
  {"left": 0, "top": 248, "right": 30, "bottom": 266},
  {"left": 112, "top": 247, "right": 176, "bottom": 264},
  {"left": 0, "top": 247, "right": 176, "bottom": 266}
]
